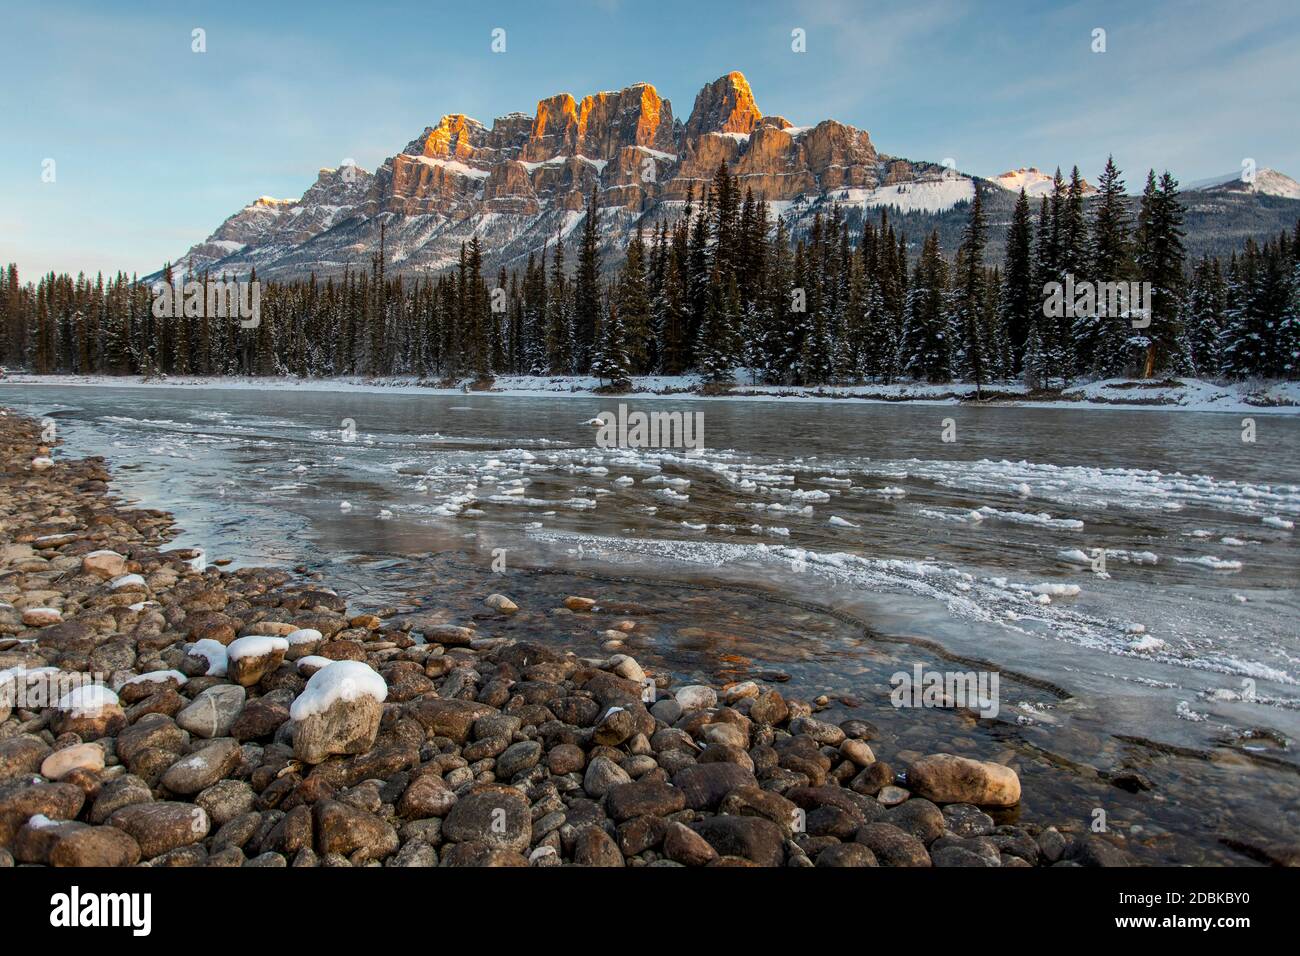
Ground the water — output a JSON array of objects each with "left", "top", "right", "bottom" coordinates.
[{"left": 3, "top": 381, "right": 1298, "bottom": 863}]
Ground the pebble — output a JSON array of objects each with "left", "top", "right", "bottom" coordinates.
[
  {"left": 40, "top": 743, "right": 105, "bottom": 781},
  {"left": 176, "top": 685, "right": 247, "bottom": 739}
]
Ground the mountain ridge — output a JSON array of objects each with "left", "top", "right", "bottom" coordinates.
[{"left": 158, "top": 71, "right": 1299, "bottom": 283}]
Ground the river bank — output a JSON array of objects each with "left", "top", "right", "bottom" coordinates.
[
  {"left": 0, "top": 404, "right": 1134, "bottom": 868},
  {"left": 5, "top": 372, "right": 1300, "bottom": 414}
]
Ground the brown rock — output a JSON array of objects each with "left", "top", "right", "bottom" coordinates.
[
  {"left": 905, "top": 754, "right": 1022, "bottom": 807},
  {"left": 107, "top": 801, "right": 209, "bottom": 858}
]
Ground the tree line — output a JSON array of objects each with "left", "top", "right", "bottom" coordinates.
[{"left": 2, "top": 158, "right": 1297, "bottom": 387}]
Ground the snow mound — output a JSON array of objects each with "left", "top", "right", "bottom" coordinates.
[
  {"left": 227, "top": 635, "right": 289, "bottom": 660},
  {"left": 290, "top": 660, "right": 388, "bottom": 721}
]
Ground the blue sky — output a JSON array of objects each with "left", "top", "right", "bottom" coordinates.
[{"left": 2, "top": 0, "right": 1297, "bottom": 278}]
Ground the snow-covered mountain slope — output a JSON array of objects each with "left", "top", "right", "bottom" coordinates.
[
  {"left": 1186, "top": 167, "right": 1300, "bottom": 200},
  {"left": 992, "top": 167, "right": 1096, "bottom": 197}
]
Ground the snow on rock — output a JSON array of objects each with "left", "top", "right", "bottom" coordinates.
[
  {"left": 286, "top": 628, "right": 323, "bottom": 645},
  {"left": 226, "top": 635, "right": 289, "bottom": 686},
  {"left": 1129, "top": 635, "right": 1167, "bottom": 653},
  {"left": 290, "top": 659, "right": 388, "bottom": 720},
  {"left": 227, "top": 635, "right": 290, "bottom": 660},
  {"left": 55, "top": 684, "right": 119, "bottom": 717},
  {"left": 296, "top": 655, "right": 334, "bottom": 676},
  {"left": 290, "top": 660, "right": 388, "bottom": 764},
  {"left": 188, "top": 639, "right": 228, "bottom": 677}
]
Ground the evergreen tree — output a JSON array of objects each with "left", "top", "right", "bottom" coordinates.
[
  {"left": 1000, "top": 188, "right": 1035, "bottom": 371},
  {"left": 573, "top": 187, "right": 602, "bottom": 368},
  {"left": 617, "top": 225, "right": 651, "bottom": 374},
  {"left": 954, "top": 182, "right": 988, "bottom": 394},
  {"left": 545, "top": 235, "right": 572, "bottom": 374},
  {"left": 901, "top": 231, "right": 951, "bottom": 382},
  {"left": 1134, "top": 170, "right": 1186, "bottom": 377},
  {"left": 1080, "top": 155, "right": 1133, "bottom": 375}
]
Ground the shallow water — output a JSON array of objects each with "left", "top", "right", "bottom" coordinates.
[{"left": 3, "top": 382, "right": 1298, "bottom": 863}]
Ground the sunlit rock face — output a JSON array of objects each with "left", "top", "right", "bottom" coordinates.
[{"left": 159, "top": 71, "right": 951, "bottom": 281}]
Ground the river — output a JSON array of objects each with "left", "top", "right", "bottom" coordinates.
[{"left": 2, "top": 381, "right": 1297, "bottom": 864}]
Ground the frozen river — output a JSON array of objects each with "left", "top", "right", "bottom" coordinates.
[{"left": 3, "top": 381, "right": 1297, "bottom": 863}]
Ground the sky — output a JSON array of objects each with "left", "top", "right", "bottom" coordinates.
[{"left": 2, "top": 0, "right": 1297, "bottom": 278}]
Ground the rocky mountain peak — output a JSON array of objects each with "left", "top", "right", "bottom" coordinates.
[
  {"left": 684, "top": 71, "right": 762, "bottom": 139},
  {"left": 164, "top": 70, "right": 1297, "bottom": 284}
]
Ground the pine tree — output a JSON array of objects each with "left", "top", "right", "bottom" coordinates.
[
  {"left": 954, "top": 182, "right": 988, "bottom": 394},
  {"left": 1134, "top": 170, "right": 1186, "bottom": 377},
  {"left": 573, "top": 187, "right": 602, "bottom": 368},
  {"left": 1080, "top": 155, "right": 1133, "bottom": 375},
  {"left": 1000, "top": 188, "right": 1036, "bottom": 371},
  {"left": 696, "top": 269, "right": 738, "bottom": 382},
  {"left": 1184, "top": 257, "right": 1225, "bottom": 376},
  {"left": 617, "top": 224, "right": 651, "bottom": 374},
  {"left": 590, "top": 301, "right": 630, "bottom": 387},
  {"left": 545, "top": 236, "right": 572, "bottom": 374},
  {"left": 901, "top": 231, "right": 951, "bottom": 382}
]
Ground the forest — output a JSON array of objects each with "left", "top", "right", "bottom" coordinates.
[{"left": 2, "top": 159, "right": 1298, "bottom": 389}]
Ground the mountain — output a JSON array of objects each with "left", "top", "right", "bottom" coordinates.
[
  {"left": 992, "top": 167, "right": 1095, "bottom": 197},
  {"left": 157, "top": 72, "right": 973, "bottom": 282},
  {"left": 158, "top": 72, "right": 1299, "bottom": 282},
  {"left": 1186, "top": 167, "right": 1300, "bottom": 200}
]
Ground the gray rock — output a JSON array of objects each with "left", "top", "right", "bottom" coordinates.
[
  {"left": 671, "top": 762, "right": 757, "bottom": 810},
  {"left": 442, "top": 787, "right": 531, "bottom": 852},
  {"left": 887, "top": 797, "right": 946, "bottom": 844},
  {"left": 108, "top": 801, "right": 210, "bottom": 858},
  {"left": 583, "top": 755, "right": 632, "bottom": 798},
  {"left": 176, "top": 685, "right": 246, "bottom": 739},
  {"left": 816, "top": 843, "right": 879, "bottom": 867},
  {"left": 194, "top": 779, "right": 256, "bottom": 826},
  {"left": 495, "top": 740, "right": 542, "bottom": 780},
  {"left": 691, "top": 815, "right": 786, "bottom": 866},
  {"left": 293, "top": 694, "right": 382, "bottom": 765},
  {"left": 160, "top": 738, "right": 241, "bottom": 795},
  {"left": 855, "top": 822, "right": 932, "bottom": 866},
  {"left": 942, "top": 802, "right": 995, "bottom": 837}
]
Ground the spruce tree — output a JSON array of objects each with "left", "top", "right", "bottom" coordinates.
[
  {"left": 900, "top": 231, "right": 950, "bottom": 383},
  {"left": 546, "top": 235, "right": 572, "bottom": 374},
  {"left": 1134, "top": 170, "right": 1186, "bottom": 377},
  {"left": 954, "top": 182, "right": 988, "bottom": 394},
  {"left": 617, "top": 224, "right": 651, "bottom": 374},
  {"left": 1000, "top": 188, "right": 1035, "bottom": 371},
  {"left": 590, "top": 301, "right": 630, "bottom": 387},
  {"left": 573, "top": 187, "right": 601, "bottom": 368},
  {"left": 1081, "top": 156, "right": 1132, "bottom": 375}
]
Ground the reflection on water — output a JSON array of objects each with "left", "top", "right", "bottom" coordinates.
[{"left": 3, "top": 382, "right": 1298, "bottom": 864}]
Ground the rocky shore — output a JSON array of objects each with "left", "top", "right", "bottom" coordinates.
[{"left": 0, "top": 406, "right": 1128, "bottom": 868}]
